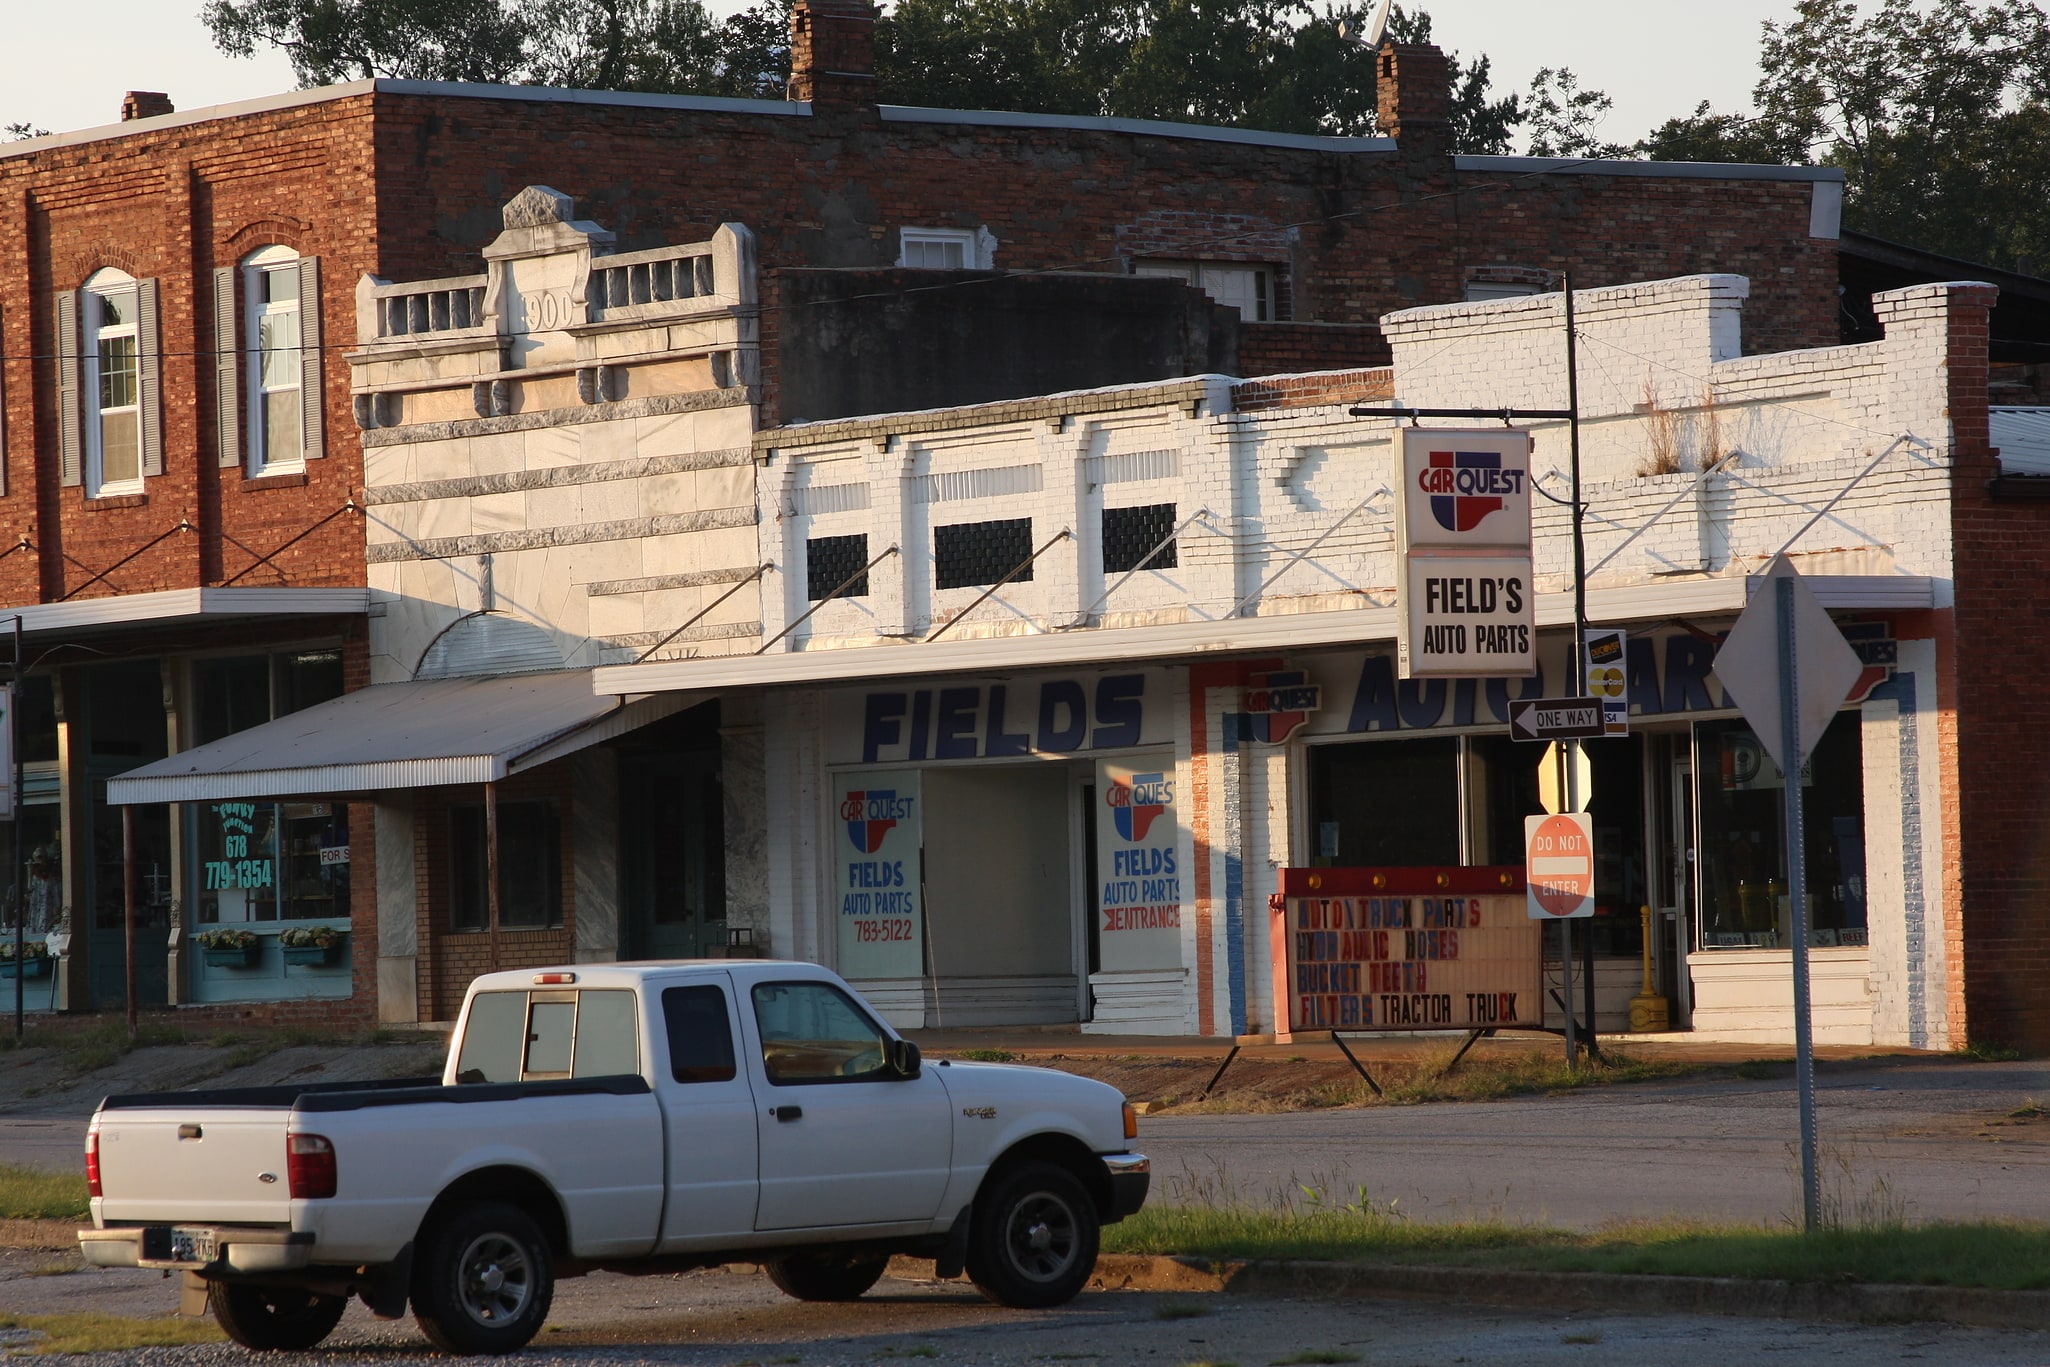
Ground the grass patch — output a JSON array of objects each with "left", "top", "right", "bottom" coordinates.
[
  {"left": 0, "top": 1163, "right": 89, "bottom": 1221},
  {"left": 1106, "top": 1200, "right": 2050, "bottom": 1290},
  {"left": 1957, "top": 1039, "right": 2024, "bottom": 1063},
  {"left": 54, "top": 1021, "right": 188, "bottom": 1075},
  {"left": 952, "top": 1048, "right": 1018, "bottom": 1063},
  {"left": 1162, "top": 1045, "right": 1698, "bottom": 1114},
  {"left": 0, "top": 1312, "right": 223, "bottom": 1354},
  {"left": 1733, "top": 1057, "right": 1794, "bottom": 1080}
]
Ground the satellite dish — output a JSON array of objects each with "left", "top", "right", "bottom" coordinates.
[{"left": 1337, "top": 0, "right": 1394, "bottom": 47}]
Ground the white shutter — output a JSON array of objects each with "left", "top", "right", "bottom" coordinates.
[
  {"left": 55, "top": 290, "right": 80, "bottom": 488},
  {"left": 137, "top": 278, "right": 163, "bottom": 478},
  {"left": 214, "top": 267, "right": 240, "bottom": 469},
  {"left": 297, "top": 257, "right": 324, "bottom": 460}
]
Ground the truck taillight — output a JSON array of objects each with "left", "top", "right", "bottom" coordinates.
[
  {"left": 287, "top": 1133, "right": 337, "bottom": 1199},
  {"left": 85, "top": 1130, "right": 102, "bottom": 1198}
]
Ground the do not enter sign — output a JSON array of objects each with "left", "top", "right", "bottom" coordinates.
[{"left": 1525, "top": 812, "right": 1595, "bottom": 919}]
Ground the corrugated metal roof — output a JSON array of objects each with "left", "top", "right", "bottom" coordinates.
[
  {"left": 1994, "top": 408, "right": 2050, "bottom": 475},
  {"left": 107, "top": 670, "right": 697, "bottom": 806}
]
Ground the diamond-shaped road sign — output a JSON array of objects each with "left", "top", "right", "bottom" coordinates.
[{"left": 1711, "top": 555, "right": 1865, "bottom": 774}]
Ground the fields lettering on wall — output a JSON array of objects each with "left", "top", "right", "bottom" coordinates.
[
  {"left": 834, "top": 772, "right": 924, "bottom": 980},
  {"left": 832, "top": 668, "right": 1174, "bottom": 765},
  {"left": 1095, "top": 756, "right": 1184, "bottom": 972}
]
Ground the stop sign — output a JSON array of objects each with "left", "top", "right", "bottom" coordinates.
[{"left": 1525, "top": 812, "right": 1595, "bottom": 919}]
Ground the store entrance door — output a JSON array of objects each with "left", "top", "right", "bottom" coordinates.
[
  {"left": 623, "top": 749, "right": 726, "bottom": 960},
  {"left": 1657, "top": 740, "right": 1697, "bottom": 1027}
]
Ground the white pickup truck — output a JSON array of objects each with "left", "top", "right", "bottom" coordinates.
[{"left": 77, "top": 961, "right": 1148, "bottom": 1355}]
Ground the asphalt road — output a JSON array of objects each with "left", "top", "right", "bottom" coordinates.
[
  {"left": 4, "top": 1250, "right": 2050, "bottom": 1367},
  {"left": 11, "top": 1056, "right": 2049, "bottom": 1230}
]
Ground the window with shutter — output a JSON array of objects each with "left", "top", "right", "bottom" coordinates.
[
  {"left": 81, "top": 269, "right": 144, "bottom": 497},
  {"left": 242, "top": 246, "right": 309, "bottom": 475}
]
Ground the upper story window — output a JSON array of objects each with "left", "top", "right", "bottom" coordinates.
[
  {"left": 85, "top": 271, "right": 143, "bottom": 495},
  {"left": 1133, "top": 260, "right": 1272, "bottom": 321},
  {"left": 215, "top": 248, "right": 324, "bottom": 475},
  {"left": 899, "top": 226, "right": 996, "bottom": 270},
  {"left": 55, "top": 268, "right": 162, "bottom": 497},
  {"left": 245, "top": 247, "right": 304, "bottom": 473}
]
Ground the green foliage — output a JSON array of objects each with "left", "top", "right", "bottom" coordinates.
[
  {"left": 200, "top": 0, "right": 532, "bottom": 83},
  {"left": 0, "top": 1163, "right": 90, "bottom": 1221},
  {"left": 1522, "top": 66, "right": 1629, "bottom": 159},
  {"left": 952, "top": 1047, "right": 1018, "bottom": 1062}
]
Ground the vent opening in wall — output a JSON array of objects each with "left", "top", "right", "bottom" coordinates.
[
  {"left": 808, "top": 533, "right": 871, "bottom": 601},
  {"left": 1102, "top": 503, "right": 1178, "bottom": 574},
  {"left": 935, "top": 518, "right": 1033, "bottom": 590}
]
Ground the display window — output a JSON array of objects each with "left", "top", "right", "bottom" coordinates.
[{"left": 194, "top": 801, "right": 351, "bottom": 924}]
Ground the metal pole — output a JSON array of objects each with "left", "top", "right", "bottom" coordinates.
[
  {"left": 122, "top": 807, "right": 137, "bottom": 1038},
  {"left": 10, "top": 617, "right": 20, "bottom": 1040},
  {"left": 485, "top": 781, "right": 501, "bottom": 973},
  {"left": 1563, "top": 273, "right": 1593, "bottom": 1066},
  {"left": 1780, "top": 576, "right": 1821, "bottom": 1231}
]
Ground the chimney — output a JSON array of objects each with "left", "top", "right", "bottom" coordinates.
[
  {"left": 787, "top": 0, "right": 879, "bottom": 110},
  {"left": 1374, "top": 44, "right": 1450, "bottom": 156},
  {"left": 121, "top": 91, "right": 174, "bottom": 122}
]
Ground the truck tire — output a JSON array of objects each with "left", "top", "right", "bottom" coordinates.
[
  {"left": 763, "top": 1252, "right": 891, "bottom": 1301},
  {"left": 965, "top": 1160, "right": 1100, "bottom": 1309},
  {"left": 410, "top": 1201, "right": 555, "bottom": 1355},
  {"left": 207, "top": 1282, "right": 348, "bottom": 1351}
]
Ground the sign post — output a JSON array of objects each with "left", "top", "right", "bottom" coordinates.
[{"left": 1712, "top": 555, "right": 1864, "bottom": 1233}]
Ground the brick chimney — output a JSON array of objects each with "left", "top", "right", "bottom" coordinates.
[
  {"left": 1374, "top": 44, "right": 1450, "bottom": 156},
  {"left": 787, "top": 0, "right": 879, "bottom": 109},
  {"left": 121, "top": 91, "right": 174, "bottom": 122}
]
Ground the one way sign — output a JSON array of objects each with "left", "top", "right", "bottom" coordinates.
[{"left": 1508, "top": 699, "right": 1606, "bottom": 743}]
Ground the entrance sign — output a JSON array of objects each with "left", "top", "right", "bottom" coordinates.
[
  {"left": 1584, "top": 628, "right": 1628, "bottom": 735},
  {"left": 833, "top": 771, "right": 924, "bottom": 980},
  {"left": 1509, "top": 699, "right": 1604, "bottom": 744},
  {"left": 1525, "top": 813, "right": 1595, "bottom": 919},
  {"left": 1396, "top": 429, "right": 1535, "bottom": 681},
  {"left": 1269, "top": 866, "right": 1541, "bottom": 1040},
  {"left": 1713, "top": 558, "right": 1862, "bottom": 774},
  {"left": 1095, "top": 758, "right": 1183, "bottom": 972}
]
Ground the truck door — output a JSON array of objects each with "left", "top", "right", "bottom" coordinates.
[
  {"left": 653, "top": 979, "right": 761, "bottom": 1250},
  {"left": 743, "top": 979, "right": 953, "bottom": 1231}
]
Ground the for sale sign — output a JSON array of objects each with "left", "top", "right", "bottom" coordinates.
[
  {"left": 833, "top": 772, "right": 925, "bottom": 979},
  {"left": 1269, "top": 867, "right": 1543, "bottom": 1041}
]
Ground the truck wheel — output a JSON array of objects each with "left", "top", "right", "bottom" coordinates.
[
  {"left": 207, "top": 1282, "right": 347, "bottom": 1351},
  {"left": 411, "top": 1201, "right": 555, "bottom": 1355},
  {"left": 966, "top": 1160, "right": 1100, "bottom": 1309},
  {"left": 763, "top": 1252, "right": 891, "bottom": 1301}
]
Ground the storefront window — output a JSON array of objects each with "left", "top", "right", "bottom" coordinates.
[
  {"left": 1306, "top": 737, "right": 1459, "bottom": 867},
  {"left": 194, "top": 802, "right": 350, "bottom": 923},
  {"left": 1695, "top": 713, "right": 1865, "bottom": 949},
  {"left": 450, "top": 801, "right": 562, "bottom": 931}
]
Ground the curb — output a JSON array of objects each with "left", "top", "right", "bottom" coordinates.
[
  {"left": 1084, "top": 1254, "right": 2050, "bottom": 1331},
  {"left": 0, "top": 1220, "right": 79, "bottom": 1252}
]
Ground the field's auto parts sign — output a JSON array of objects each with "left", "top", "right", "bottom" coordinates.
[
  {"left": 1269, "top": 866, "right": 1542, "bottom": 1040},
  {"left": 1396, "top": 428, "right": 1536, "bottom": 680}
]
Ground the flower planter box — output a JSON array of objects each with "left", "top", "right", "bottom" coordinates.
[
  {"left": 202, "top": 944, "right": 263, "bottom": 969},
  {"left": 0, "top": 958, "right": 50, "bottom": 980},
  {"left": 281, "top": 943, "right": 342, "bottom": 967}
]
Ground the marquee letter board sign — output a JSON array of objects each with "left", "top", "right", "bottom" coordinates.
[
  {"left": 1396, "top": 428, "right": 1536, "bottom": 680},
  {"left": 1268, "top": 866, "right": 1542, "bottom": 1042}
]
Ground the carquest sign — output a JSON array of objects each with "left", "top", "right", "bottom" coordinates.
[
  {"left": 833, "top": 772, "right": 925, "bottom": 980},
  {"left": 1397, "top": 428, "right": 1536, "bottom": 681}
]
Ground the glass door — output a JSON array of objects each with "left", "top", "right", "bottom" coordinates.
[{"left": 622, "top": 750, "right": 726, "bottom": 960}]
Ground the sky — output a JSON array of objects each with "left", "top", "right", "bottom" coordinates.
[{"left": 10, "top": 0, "right": 1792, "bottom": 147}]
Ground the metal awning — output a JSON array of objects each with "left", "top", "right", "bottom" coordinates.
[
  {"left": 107, "top": 669, "right": 700, "bottom": 806},
  {"left": 590, "top": 573, "right": 1938, "bottom": 697},
  {"left": 1, "top": 587, "right": 369, "bottom": 644}
]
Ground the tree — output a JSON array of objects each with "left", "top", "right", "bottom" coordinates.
[
  {"left": 1637, "top": 100, "right": 1809, "bottom": 166},
  {"left": 1522, "top": 67, "right": 1630, "bottom": 160},
  {"left": 200, "top": 0, "right": 530, "bottom": 84},
  {"left": 4, "top": 123, "right": 50, "bottom": 141},
  {"left": 1744, "top": 0, "right": 2050, "bottom": 270}
]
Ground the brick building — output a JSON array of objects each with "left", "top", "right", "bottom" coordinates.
[{"left": 4, "top": 0, "right": 1863, "bottom": 1030}]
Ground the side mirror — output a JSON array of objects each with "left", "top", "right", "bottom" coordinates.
[{"left": 887, "top": 1038, "right": 922, "bottom": 1079}]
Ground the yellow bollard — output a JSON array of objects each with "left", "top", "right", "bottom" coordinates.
[{"left": 1628, "top": 903, "right": 1671, "bottom": 1033}]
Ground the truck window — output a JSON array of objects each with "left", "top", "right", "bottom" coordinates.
[
  {"left": 454, "top": 988, "right": 641, "bottom": 1083},
  {"left": 455, "top": 991, "right": 527, "bottom": 1083},
  {"left": 573, "top": 990, "right": 639, "bottom": 1078},
  {"left": 751, "top": 981, "right": 889, "bottom": 1085},
  {"left": 662, "top": 985, "right": 737, "bottom": 1083}
]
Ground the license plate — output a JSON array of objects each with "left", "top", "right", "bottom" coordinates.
[{"left": 169, "top": 1228, "right": 216, "bottom": 1264}]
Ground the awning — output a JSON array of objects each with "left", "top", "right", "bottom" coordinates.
[
  {"left": 590, "top": 573, "right": 1938, "bottom": 697},
  {"left": 107, "top": 669, "right": 700, "bottom": 806},
  {"left": 1, "top": 586, "right": 369, "bottom": 644}
]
